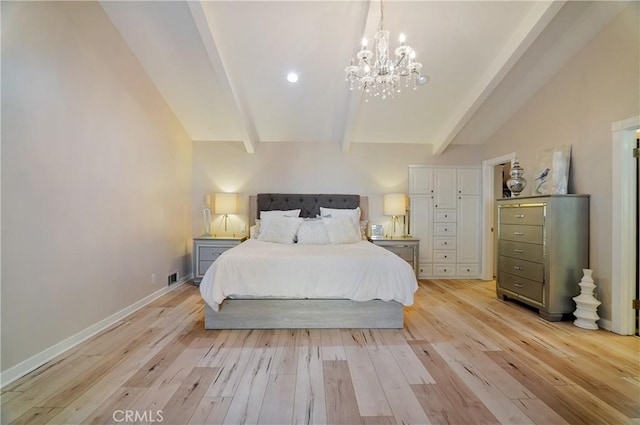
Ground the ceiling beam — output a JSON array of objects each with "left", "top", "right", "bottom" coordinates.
[
  {"left": 431, "top": 0, "right": 565, "bottom": 156},
  {"left": 188, "top": 1, "right": 257, "bottom": 154},
  {"left": 340, "top": 0, "right": 376, "bottom": 153}
]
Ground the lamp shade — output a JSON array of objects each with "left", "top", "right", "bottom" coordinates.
[
  {"left": 214, "top": 193, "right": 237, "bottom": 214},
  {"left": 384, "top": 193, "right": 406, "bottom": 216}
]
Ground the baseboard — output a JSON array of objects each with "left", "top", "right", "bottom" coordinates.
[
  {"left": 598, "top": 318, "right": 612, "bottom": 332},
  {"left": 0, "top": 274, "right": 192, "bottom": 388}
]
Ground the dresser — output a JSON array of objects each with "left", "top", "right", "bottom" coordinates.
[
  {"left": 496, "top": 195, "right": 589, "bottom": 321},
  {"left": 193, "top": 236, "right": 247, "bottom": 285},
  {"left": 371, "top": 238, "right": 419, "bottom": 278}
]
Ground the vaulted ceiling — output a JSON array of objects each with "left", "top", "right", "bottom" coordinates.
[{"left": 100, "top": 1, "right": 628, "bottom": 154}]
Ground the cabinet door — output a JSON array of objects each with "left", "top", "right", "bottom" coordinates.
[
  {"left": 410, "top": 195, "right": 433, "bottom": 263},
  {"left": 409, "top": 166, "right": 433, "bottom": 195},
  {"left": 433, "top": 169, "right": 457, "bottom": 209},
  {"left": 457, "top": 195, "right": 481, "bottom": 264},
  {"left": 457, "top": 168, "right": 481, "bottom": 195}
]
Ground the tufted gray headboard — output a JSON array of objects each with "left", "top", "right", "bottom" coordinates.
[{"left": 249, "top": 193, "right": 368, "bottom": 225}]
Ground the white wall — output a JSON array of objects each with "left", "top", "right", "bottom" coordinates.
[
  {"left": 192, "top": 141, "right": 482, "bottom": 237},
  {"left": 1, "top": 2, "right": 192, "bottom": 373},
  {"left": 482, "top": 3, "right": 640, "bottom": 323}
]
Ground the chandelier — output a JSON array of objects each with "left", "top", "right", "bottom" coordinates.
[{"left": 345, "top": 0, "right": 424, "bottom": 100}]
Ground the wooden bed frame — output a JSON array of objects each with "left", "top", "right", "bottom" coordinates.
[{"left": 203, "top": 193, "right": 405, "bottom": 329}]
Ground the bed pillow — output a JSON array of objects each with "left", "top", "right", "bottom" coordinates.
[
  {"left": 319, "top": 206, "right": 361, "bottom": 225},
  {"left": 323, "top": 215, "right": 362, "bottom": 244},
  {"left": 258, "top": 216, "right": 303, "bottom": 244},
  {"left": 297, "top": 219, "right": 330, "bottom": 245},
  {"left": 258, "top": 209, "right": 301, "bottom": 237}
]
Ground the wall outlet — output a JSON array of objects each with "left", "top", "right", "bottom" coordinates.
[
  {"left": 151, "top": 273, "right": 157, "bottom": 285},
  {"left": 240, "top": 223, "right": 247, "bottom": 233}
]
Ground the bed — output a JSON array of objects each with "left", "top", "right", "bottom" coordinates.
[{"left": 199, "top": 193, "right": 418, "bottom": 329}]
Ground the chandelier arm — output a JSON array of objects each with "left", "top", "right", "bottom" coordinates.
[{"left": 379, "top": 0, "right": 384, "bottom": 31}]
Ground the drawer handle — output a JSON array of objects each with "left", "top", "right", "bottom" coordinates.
[
  {"left": 515, "top": 214, "right": 525, "bottom": 218},
  {"left": 444, "top": 215, "right": 448, "bottom": 218},
  {"left": 514, "top": 283, "right": 524, "bottom": 288},
  {"left": 514, "top": 266, "right": 523, "bottom": 271},
  {"left": 514, "top": 249, "right": 524, "bottom": 253},
  {"left": 443, "top": 242, "right": 448, "bottom": 245},
  {"left": 514, "top": 232, "right": 524, "bottom": 236}
]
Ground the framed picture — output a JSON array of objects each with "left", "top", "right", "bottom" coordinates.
[
  {"left": 533, "top": 144, "right": 571, "bottom": 195},
  {"left": 370, "top": 224, "right": 384, "bottom": 240}
]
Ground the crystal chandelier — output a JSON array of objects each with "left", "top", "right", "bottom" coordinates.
[{"left": 345, "top": 0, "right": 424, "bottom": 100}]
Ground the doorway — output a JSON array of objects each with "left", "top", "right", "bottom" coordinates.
[
  {"left": 611, "top": 116, "right": 638, "bottom": 335},
  {"left": 481, "top": 152, "right": 516, "bottom": 281}
]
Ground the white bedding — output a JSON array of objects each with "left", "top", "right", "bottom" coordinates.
[{"left": 199, "top": 239, "right": 418, "bottom": 311}]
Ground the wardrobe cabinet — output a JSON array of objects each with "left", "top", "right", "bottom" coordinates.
[{"left": 409, "top": 165, "right": 482, "bottom": 279}]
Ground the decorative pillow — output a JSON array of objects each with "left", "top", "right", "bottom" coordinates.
[
  {"left": 258, "top": 216, "right": 303, "bottom": 244},
  {"left": 319, "top": 207, "right": 361, "bottom": 225},
  {"left": 249, "top": 223, "right": 260, "bottom": 239},
  {"left": 259, "top": 209, "right": 301, "bottom": 234},
  {"left": 297, "top": 219, "right": 330, "bottom": 245},
  {"left": 359, "top": 220, "right": 369, "bottom": 240},
  {"left": 323, "top": 215, "right": 362, "bottom": 244}
]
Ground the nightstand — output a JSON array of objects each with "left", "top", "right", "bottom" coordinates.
[
  {"left": 371, "top": 237, "right": 420, "bottom": 277},
  {"left": 193, "top": 236, "right": 247, "bottom": 285}
]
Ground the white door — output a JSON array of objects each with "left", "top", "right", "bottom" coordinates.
[
  {"left": 434, "top": 169, "right": 457, "bottom": 209},
  {"left": 409, "top": 166, "right": 433, "bottom": 195},
  {"left": 457, "top": 195, "right": 482, "bottom": 264},
  {"left": 457, "top": 168, "right": 481, "bottom": 195},
  {"left": 410, "top": 195, "right": 433, "bottom": 264}
]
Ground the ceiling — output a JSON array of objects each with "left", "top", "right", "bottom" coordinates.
[{"left": 100, "top": 1, "right": 628, "bottom": 155}]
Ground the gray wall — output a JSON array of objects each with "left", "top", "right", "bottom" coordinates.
[
  {"left": 1, "top": 2, "right": 193, "bottom": 373},
  {"left": 482, "top": 3, "right": 640, "bottom": 323}
]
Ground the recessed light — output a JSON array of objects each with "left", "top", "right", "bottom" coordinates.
[{"left": 286, "top": 72, "right": 299, "bottom": 83}]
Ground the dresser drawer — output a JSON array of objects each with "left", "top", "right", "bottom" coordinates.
[
  {"left": 433, "top": 250, "right": 455, "bottom": 263},
  {"left": 499, "top": 224, "right": 543, "bottom": 244},
  {"left": 457, "top": 264, "right": 479, "bottom": 276},
  {"left": 498, "top": 272, "right": 543, "bottom": 304},
  {"left": 434, "top": 237, "right": 456, "bottom": 250},
  {"left": 433, "top": 264, "right": 455, "bottom": 277},
  {"left": 198, "top": 260, "right": 214, "bottom": 276},
  {"left": 434, "top": 210, "right": 456, "bottom": 223},
  {"left": 385, "top": 246, "right": 415, "bottom": 262},
  {"left": 499, "top": 256, "right": 544, "bottom": 282},
  {"left": 434, "top": 224, "right": 457, "bottom": 236},
  {"left": 499, "top": 206, "right": 544, "bottom": 225},
  {"left": 418, "top": 263, "right": 433, "bottom": 278},
  {"left": 199, "top": 246, "right": 227, "bottom": 261},
  {"left": 499, "top": 240, "right": 544, "bottom": 264}
]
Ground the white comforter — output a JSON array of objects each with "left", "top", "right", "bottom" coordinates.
[{"left": 199, "top": 239, "right": 418, "bottom": 311}]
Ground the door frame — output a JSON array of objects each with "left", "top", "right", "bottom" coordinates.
[
  {"left": 481, "top": 152, "right": 516, "bottom": 281},
  {"left": 611, "top": 115, "right": 639, "bottom": 335}
]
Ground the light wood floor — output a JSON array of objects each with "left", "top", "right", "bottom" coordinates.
[{"left": 2, "top": 279, "right": 639, "bottom": 425}]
